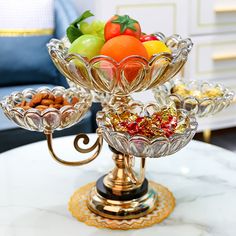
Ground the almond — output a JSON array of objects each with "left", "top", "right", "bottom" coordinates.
[
  {"left": 16, "top": 100, "right": 26, "bottom": 107},
  {"left": 22, "top": 106, "right": 31, "bottom": 110},
  {"left": 63, "top": 99, "right": 70, "bottom": 106},
  {"left": 48, "top": 94, "right": 55, "bottom": 101},
  {"left": 42, "top": 93, "right": 50, "bottom": 99},
  {"left": 15, "top": 92, "right": 77, "bottom": 112},
  {"left": 53, "top": 104, "right": 62, "bottom": 109},
  {"left": 29, "top": 94, "right": 43, "bottom": 107},
  {"left": 54, "top": 96, "right": 64, "bottom": 104},
  {"left": 41, "top": 99, "right": 54, "bottom": 106},
  {"left": 35, "top": 105, "right": 48, "bottom": 111},
  {"left": 71, "top": 97, "right": 79, "bottom": 105},
  {"left": 20, "top": 100, "right": 27, "bottom": 107}
]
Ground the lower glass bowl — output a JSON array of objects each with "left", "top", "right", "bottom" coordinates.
[
  {"left": 96, "top": 101, "right": 197, "bottom": 158},
  {"left": 153, "top": 79, "right": 234, "bottom": 117},
  {"left": 0, "top": 86, "right": 92, "bottom": 132}
]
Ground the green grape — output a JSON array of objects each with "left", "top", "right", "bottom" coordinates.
[
  {"left": 91, "top": 20, "right": 105, "bottom": 31},
  {"left": 80, "top": 22, "right": 93, "bottom": 34},
  {"left": 97, "top": 28, "right": 105, "bottom": 40},
  {"left": 79, "top": 20, "right": 105, "bottom": 39}
]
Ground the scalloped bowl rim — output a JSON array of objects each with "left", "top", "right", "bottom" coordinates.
[
  {"left": 100, "top": 119, "right": 198, "bottom": 144},
  {"left": 97, "top": 102, "right": 198, "bottom": 143},
  {"left": 62, "top": 50, "right": 173, "bottom": 66},
  {"left": 47, "top": 34, "right": 192, "bottom": 65},
  {"left": 1, "top": 86, "right": 92, "bottom": 117},
  {"left": 154, "top": 80, "right": 235, "bottom": 104}
]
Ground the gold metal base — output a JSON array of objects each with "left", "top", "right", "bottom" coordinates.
[
  {"left": 84, "top": 148, "right": 154, "bottom": 219},
  {"left": 203, "top": 129, "right": 212, "bottom": 143},
  {"left": 87, "top": 182, "right": 158, "bottom": 220},
  {"left": 68, "top": 181, "right": 175, "bottom": 230}
]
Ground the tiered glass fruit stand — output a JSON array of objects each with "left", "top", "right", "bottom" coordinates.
[{"left": 0, "top": 33, "right": 234, "bottom": 230}]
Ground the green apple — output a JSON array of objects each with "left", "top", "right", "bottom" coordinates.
[{"left": 69, "top": 34, "right": 104, "bottom": 59}]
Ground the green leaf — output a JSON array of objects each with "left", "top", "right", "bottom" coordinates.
[
  {"left": 127, "top": 23, "right": 137, "bottom": 32},
  {"left": 66, "top": 25, "right": 82, "bottom": 43},
  {"left": 120, "top": 24, "right": 126, "bottom": 33},
  {"left": 71, "top": 10, "right": 94, "bottom": 27},
  {"left": 66, "top": 10, "right": 94, "bottom": 43}
]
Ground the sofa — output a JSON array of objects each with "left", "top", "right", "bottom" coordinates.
[{"left": 0, "top": 0, "right": 96, "bottom": 153}]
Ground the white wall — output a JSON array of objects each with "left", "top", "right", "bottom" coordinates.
[{"left": 72, "top": 0, "right": 96, "bottom": 14}]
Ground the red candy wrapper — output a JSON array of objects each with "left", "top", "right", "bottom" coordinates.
[{"left": 107, "top": 107, "right": 182, "bottom": 138}]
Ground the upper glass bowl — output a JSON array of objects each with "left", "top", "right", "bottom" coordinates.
[
  {"left": 47, "top": 33, "right": 193, "bottom": 96},
  {"left": 96, "top": 101, "right": 197, "bottom": 158},
  {"left": 153, "top": 79, "right": 235, "bottom": 117},
  {"left": 0, "top": 86, "right": 92, "bottom": 133}
]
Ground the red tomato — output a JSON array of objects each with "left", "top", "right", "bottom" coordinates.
[
  {"left": 104, "top": 15, "right": 141, "bottom": 41},
  {"left": 140, "top": 34, "right": 159, "bottom": 42}
]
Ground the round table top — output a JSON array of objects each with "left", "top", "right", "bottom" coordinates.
[{"left": 1, "top": 134, "right": 236, "bottom": 236}]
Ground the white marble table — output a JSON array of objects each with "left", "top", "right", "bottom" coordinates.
[{"left": 0, "top": 134, "right": 236, "bottom": 236}]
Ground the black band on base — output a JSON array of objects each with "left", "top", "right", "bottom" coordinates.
[{"left": 96, "top": 175, "right": 149, "bottom": 201}]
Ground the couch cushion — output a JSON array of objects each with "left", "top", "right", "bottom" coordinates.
[{"left": 0, "top": 0, "right": 66, "bottom": 87}]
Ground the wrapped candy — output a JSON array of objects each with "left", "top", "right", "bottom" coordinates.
[
  {"left": 171, "top": 84, "right": 223, "bottom": 99},
  {"left": 106, "top": 107, "right": 185, "bottom": 138}
]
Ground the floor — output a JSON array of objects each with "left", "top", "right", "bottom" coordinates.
[{"left": 194, "top": 127, "right": 236, "bottom": 153}]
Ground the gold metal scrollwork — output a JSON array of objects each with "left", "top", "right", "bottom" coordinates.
[{"left": 45, "top": 129, "right": 103, "bottom": 166}]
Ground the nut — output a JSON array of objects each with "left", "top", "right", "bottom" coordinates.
[
  {"left": 54, "top": 96, "right": 63, "bottom": 104},
  {"left": 41, "top": 99, "right": 54, "bottom": 106},
  {"left": 35, "top": 105, "right": 48, "bottom": 111},
  {"left": 16, "top": 92, "right": 79, "bottom": 111},
  {"left": 71, "top": 97, "right": 79, "bottom": 105},
  {"left": 52, "top": 104, "right": 62, "bottom": 109},
  {"left": 41, "top": 93, "right": 49, "bottom": 99},
  {"left": 22, "top": 106, "right": 31, "bottom": 110},
  {"left": 29, "top": 93, "right": 43, "bottom": 107},
  {"left": 48, "top": 94, "right": 55, "bottom": 101},
  {"left": 16, "top": 100, "right": 26, "bottom": 107},
  {"left": 63, "top": 99, "right": 70, "bottom": 106}
]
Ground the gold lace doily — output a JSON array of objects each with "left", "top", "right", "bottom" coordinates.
[{"left": 68, "top": 181, "right": 175, "bottom": 230}]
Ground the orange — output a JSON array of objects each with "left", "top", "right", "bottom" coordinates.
[
  {"left": 100, "top": 35, "right": 148, "bottom": 62},
  {"left": 142, "top": 40, "right": 171, "bottom": 59},
  {"left": 123, "top": 62, "right": 144, "bottom": 83}
]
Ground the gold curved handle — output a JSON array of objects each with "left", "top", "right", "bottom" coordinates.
[
  {"left": 45, "top": 130, "right": 103, "bottom": 166},
  {"left": 124, "top": 155, "right": 146, "bottom": 186}
]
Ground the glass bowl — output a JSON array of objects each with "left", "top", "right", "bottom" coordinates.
[
  {"left": 153, "top": 79, "right": 235, "bottom": 117},
  {"left": 96, "top": 101, "right": 197, "bottom": 158},
  {"left": 47, "top": 33, "right": 193, "bottom": 96},
  {"left": 0, "top": 86, "right": 92, "bottom": 133}
]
